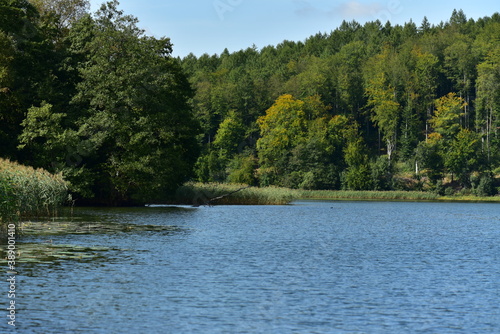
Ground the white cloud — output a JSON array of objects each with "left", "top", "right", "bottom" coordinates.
[
  {"left": 293, "top": 0, "right": 320, "bottom": 17},
  {"left": 334, "top": 1, "right": 384, "bottom": 18}
]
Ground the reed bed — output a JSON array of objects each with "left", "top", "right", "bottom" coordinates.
[
  {"left": 299, "top": 189, "right": 440, "bottom": 201},
  {"left": 175, "top": 183, "right": 499, "bottom": 206},
  {"left": 437, "top": 195, "right": 500, "bottom": 202},
  {"left": 0, "top": 159, "right": 69, "bottom": 230},
  {"left": 175, "top": 182, "right": 299, "bottom": 205}
]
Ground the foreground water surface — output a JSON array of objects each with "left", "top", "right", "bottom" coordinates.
[{"left": 3, "top": 201, "right": 500, "bottom": 333}]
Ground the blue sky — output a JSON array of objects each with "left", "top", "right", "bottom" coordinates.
[{"left": 89, "top": 0, "right": 499, "bottom": 57}]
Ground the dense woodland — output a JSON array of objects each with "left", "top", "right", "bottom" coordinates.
[
  {"left": 1, "top": 0, "right": 199, "bottom": 204},
  {"left": 182, "top": 9, "right": 500, "bottom": 196},
  {"left": 1, "top": 0, "right": 500, "bottom": 204}
]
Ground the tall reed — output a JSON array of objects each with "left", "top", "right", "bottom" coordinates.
[
  {"left": 300, "top": 189, "right": 440, "bottom": 201},
  {"left": 0, "top": 159, "right": 69, "bottom": 233},
  {"left": 175, "top": 182, "right": 298, "bottom": 205}
]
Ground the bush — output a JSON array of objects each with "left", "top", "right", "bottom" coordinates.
[
  {"left": 473, "top": 173, "right": 496, "bottom": 197},
  {"left": 444, "top": 186, "right": 456, "bottom": 196},
  {"left": 371, "top": 156, "right": 393, "bottom": 190},
  {"left": 342, "top": 165, "right": 372, "bottom": 190},
  {"left": 458, "top": 187, "right": 472, "bottom": 196},
  {"left": 227, "top": 154, "right": 258, "bottom": 186},
  {"left": 282, "top": 171, "right": 303, "bottom": 189},
  {"left": 299, "top": 171, "right": 316, "bottom": 190},
  {"left": 433, "top": 180, "right": 445, "bottom": 196}
]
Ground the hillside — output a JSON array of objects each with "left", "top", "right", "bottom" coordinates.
[{"left": 181, "top": 9, "right": 500, "bottom": 195}]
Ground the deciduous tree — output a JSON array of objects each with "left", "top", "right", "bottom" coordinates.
[
  {"left": 20, "top": 1, "right": 200, "bottom": 204},
  {"left": 430, "top": 93, "right": 466, "bottom": 139}
]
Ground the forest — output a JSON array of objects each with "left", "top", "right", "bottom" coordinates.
[
  {"left": 1, "top": 0, "right": 199, "bottom": 205},
  {"left": 181, "top": 9, "right": 500, "bottom": 197},
  {"left": 1, "top": 0, "right": 500, "bottom": 205}
]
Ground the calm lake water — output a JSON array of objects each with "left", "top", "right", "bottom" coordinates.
[{"left": 5, "top": 201, "right": 500, "bottom": 333}]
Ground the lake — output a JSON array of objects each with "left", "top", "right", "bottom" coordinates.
[{"left": 4, "top": 201, "right": 500, "bottom": 333}]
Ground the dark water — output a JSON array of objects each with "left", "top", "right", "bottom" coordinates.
[{"left": 4, "top": 201, "right": 500, "bottom": 333}]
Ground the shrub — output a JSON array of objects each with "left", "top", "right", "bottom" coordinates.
[
  {"left": 342, "top": 165, "right": 372, "bottom": 190},
  {"left": 371, "top": 156, "right": 394, "bottom": 190},
  {"left": 299, "top": 171, "right": 316, "bottom": 190},
  {"left": 444, "top": 186, "right": 456, "bottom": 196},
  {"left": 227, "top": 154, "right": 258, "bottom": 186},
  {"left": 473, "top": 173, "right": 496, "bottom": 197},
  {"left": 433, "top": 180, "right": 445, "bottom": 196}
]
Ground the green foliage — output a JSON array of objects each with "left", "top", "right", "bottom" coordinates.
[
  {"left": 213, "top": 110, "right": 246, "bottom": 159},
  {"left": 415, "top": 133, "right": 445, "bottom": 183},
  {"left": 433, "top": 180, "right": 446, "bottom": 196},
  {"left": 17, "top": 1, "right": 200, "bottom": 204},
  {"left": 30, "top": 0, "right": 90, "bottom": 30},
  {"left": 18, "top": 102, "right": 71, "bottom": 167},
  {"left": 443, "top": 37, "right": 475, "bottom": 95},
  {"left": 476, "top": 46, "right": 500, "bottom": 160},
  {"left": 365, "top": 51, "right": 401, "bottom": 159},
  {"left": 341, "top": 124, "right": 372, "bottom": 190},
  {"left": 257, "top": 94, "right": 308, "bottom": 166},
  {"left": 227, "top": 154, "right": 258, "bottom": 185},
  {"left": 445, "top": 129, "right": 483, "bottom": 186},
  {"left": 0, "top": 174, "right": 17, "bottom": 224},
  {"left": 301, "top": 189, "right": 439, "bottom": 201},
  {"left": 0, "top": 0, "right": 62, "bottom": 158},
  {"left": 371, "top": 156, "right": 394, "bottom": 190},
  {"left": 430, "top": 93, "right": 466, "bottom": 139},
  {"left": 181, "top": 11, "right": 500, "bottom": 196},
  {"left": 257, "top": 95, "right": 347, "bottom": 189},
  {"left": 3, "top": 3, "right": 500, "bottom": 204},
  {"left": 342, "top": 164, "right": 372, "bottom": 191},
  {"left": 288, "top": 115, "right": 348, "bottom": 189},
  {"left": 471, "top": 173, "right": 497, "bottom": 196}
]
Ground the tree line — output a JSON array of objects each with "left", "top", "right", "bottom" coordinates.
[
  {"left": 181, "top": 9, "right": 500, "bottom": 196},
  {"left": 1, "top": 1, "right": 500, "bottom": 205}
]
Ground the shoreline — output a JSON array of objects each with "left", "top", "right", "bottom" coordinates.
[
  {"left": 299, "top": 190, "right": 500, "bottom": 203},
  {"left": 173, "top": 183, "right": 500, "bottom": 205},
  {"left": 298, "top": 195, "right": 500, "bottom": 203}
]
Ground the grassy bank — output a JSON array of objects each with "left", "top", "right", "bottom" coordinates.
[
  {"left": 175, "top": 182, "right": 299, "bottom": 205},
  {"left": 0, "top": 159, "right": 69, "bottom": 232},
  {"left": 174, "top": 182, "right": 500, "bottom": 205},
  {"left": 436, "top": 195, "right": 500, "bottom": 202},
  {"left": 299, "top": 189, "right": 440, "bottom": 201},
  {"left": 300, "top": 189, "right": 500, "bottom": 202}
]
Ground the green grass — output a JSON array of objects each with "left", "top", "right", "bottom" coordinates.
[
  {"left": 436, "top": 195, "right": 500, "bottom": 202},
  {"left": 175, "top": 182, "right": 299, "bottom": 205},
  {"left": 300, "top": 189, "right": 500, "bottom": 202},
  {"left": 175, "top": 182, "right": 500, "bottom": 205},
  {"left": 0, "top": 159, "right": 69, "bottom": 233},
  {"left": 299, "top": 189, "right": 440, "bottom": 201}
]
